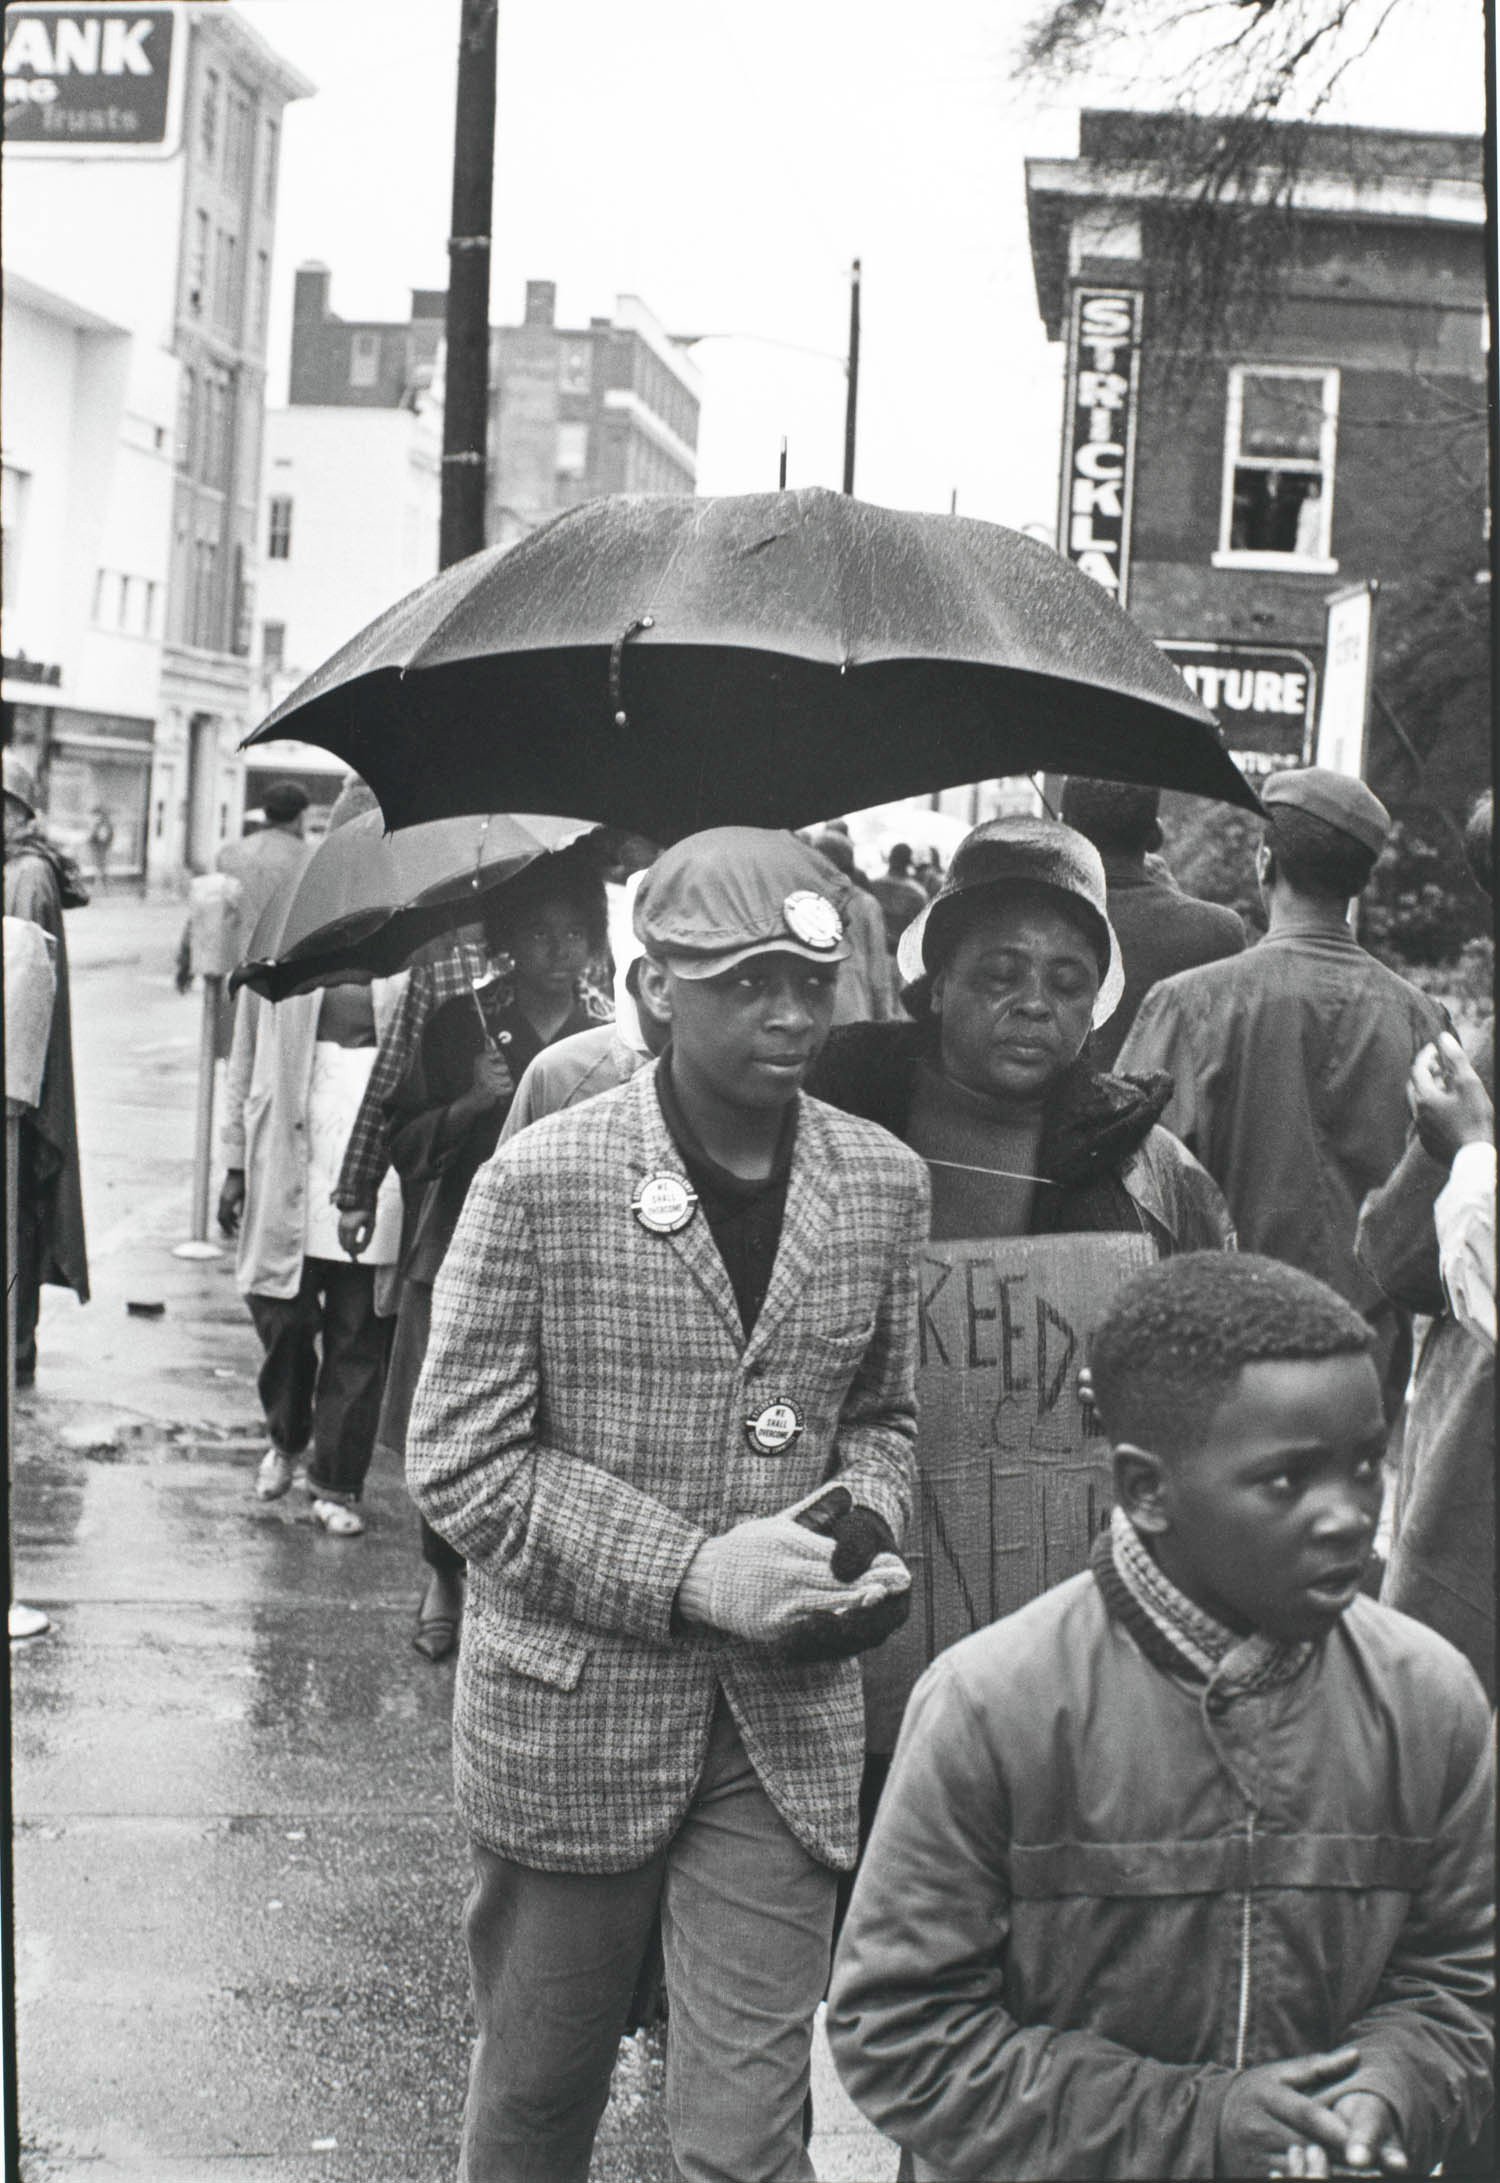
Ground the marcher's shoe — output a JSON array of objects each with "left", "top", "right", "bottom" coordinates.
[
  {"left": 9, "top": 1603, "right": 51, "bottom": 1641},
  {"left": 413, "top": 1570, "right": 464, "bottom": 1663},
  {"left": 311, "top": 1499, "right": 365, "bottom": 1537},
  {"left": 254, "top": 1448, "right": 296, "bottom": 1501}
]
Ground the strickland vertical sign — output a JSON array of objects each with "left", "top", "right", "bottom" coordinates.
[{"left": 1056, "top": 288, "right": 1144, "bottom": 605}]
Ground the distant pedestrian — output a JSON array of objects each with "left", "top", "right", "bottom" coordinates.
[
  {"left": 1117, "top": 767, "right": 1448, "bottom": 1417},
  {"left": 4, "top": 748, "right": 89, "bottom": 1387},
  {"left": 1059, "top": 776, "right": 1246, "bottom": 1066},
  {"left": 87, "top": 806, "right": 114, "bottom": 892},
  {"left": 829, "top": 1252, "right": 1495, "bottom": 2182},
  {"left": 869, "top": 843, "right": 929, "bottom": 956},
  {"left": 407, "top": 827, "right": 927, "bottom": 2183},
  {"left": 809, "top": 827, "right": 895, "bottom": 1023},
  {"left": 219, "top": 966, "right": 408, "bottom": 1531},
  {"left": 176, "top": 778, "right": 315, "bottom": 1058}
]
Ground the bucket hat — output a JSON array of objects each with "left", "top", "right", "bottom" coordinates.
[{"left": 896, "top": 813, "right": 1126, "bottom": 1029}]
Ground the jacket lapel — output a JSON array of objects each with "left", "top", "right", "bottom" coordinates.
[
  {"left": 628, "top": 1065, "right": 744, "bottom": 1347},
  {"left": 743, "top": 1097, "right": 840, "bottom": 1367}
]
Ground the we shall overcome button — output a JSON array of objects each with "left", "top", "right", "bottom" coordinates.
[
  {"left": 632, "top": 1173, "right": 698, "bottom": 1235},
  {"left": 745, "top": 1400, "right": 803, "bottom": 1454}
]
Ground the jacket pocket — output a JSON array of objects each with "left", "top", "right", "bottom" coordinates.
[{"left": 471, "top": 1616, "right": 589, "bottom": 1692}]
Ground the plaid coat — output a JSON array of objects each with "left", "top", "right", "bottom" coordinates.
[{"left": 408, "top": 1061, "right": 930, "bottom": 1874}]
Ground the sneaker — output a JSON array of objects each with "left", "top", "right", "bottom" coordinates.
[
  {"left": 254, "top": 1448, "right": 296, "bottom": 1501},
  {"left": 311, "top": 1498, "right": 365, "bottom": 1537}
]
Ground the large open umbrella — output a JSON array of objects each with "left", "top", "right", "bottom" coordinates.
[
  {"left": 231, "top": 808, "right": 600, "bottom": 1002},
  {"left": 243, "top": 489, "right": 1258, "bottom": 838}
]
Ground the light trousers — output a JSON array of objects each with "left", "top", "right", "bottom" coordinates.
[{"left": 460, "top": 1694, "right": 836, "bottom": 2183}]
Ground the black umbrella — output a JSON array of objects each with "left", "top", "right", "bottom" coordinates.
[
  {"left": 244, "top": 488, "right": 1257, "bottom": 837},
  {"left": 231, "top": 808, "right": 601, "bottom": 1002}
]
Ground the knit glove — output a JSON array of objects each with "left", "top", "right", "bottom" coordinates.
[
  {"left": 776, "top": 1483, "right": 911, "bottom": 1663},
  {"left": 675, "top": 1496, "right": 851, "bottom": 1645}
]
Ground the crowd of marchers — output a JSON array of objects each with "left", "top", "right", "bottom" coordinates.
[{"left": 6, "top": 743, "right": 1494, "bottom": 2183}]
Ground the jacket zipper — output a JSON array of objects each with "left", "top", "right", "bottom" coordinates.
[{"left": 1233, "top": 1810, "right": 1256, "bottom": 2068}]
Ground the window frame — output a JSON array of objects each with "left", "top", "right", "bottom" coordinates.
[
  {"left": 267, "top": 496, "right": 293, "bottom": 561},
  {"left": 1213, "top": 363, "right": 1340, "bottom": 573}
]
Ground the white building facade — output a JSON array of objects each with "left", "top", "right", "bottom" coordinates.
[{"left": 2, "top": 4, "right": 312, "bottom": 886}]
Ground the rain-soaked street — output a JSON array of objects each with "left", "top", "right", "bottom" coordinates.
[{"left": 10, "top": 896, "right": 885, "bottom": 2182}]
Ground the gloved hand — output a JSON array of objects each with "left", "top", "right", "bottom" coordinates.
[
  {"left": 790, "top": 1482, "right": 897, "bottom": 1579},
  {"left": 774, "top": 1482, "right": 911, "bottom": 1662},
  {"left": 675, "top": 1502, "right": 851, "bottom": 1645}
]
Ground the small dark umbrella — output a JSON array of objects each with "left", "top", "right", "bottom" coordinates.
[
  {"left": 243, "top": 488, "right": 1258, "bottom": 838},
  {"left": 231, "top": 808, "right": 600, "bottom": 1001}
]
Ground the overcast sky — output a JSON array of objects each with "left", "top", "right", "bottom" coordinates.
[{"left": 239, "top": 0, "right": 1487, "bottom": 534}]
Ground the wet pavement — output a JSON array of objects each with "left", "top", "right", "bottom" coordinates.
[{"left": 10, "top": 897, "right": 890, "bottom": 2182}]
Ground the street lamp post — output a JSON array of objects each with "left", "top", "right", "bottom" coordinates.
[{"left": 842, "top": 258, "right": 861, "bottom": 495}]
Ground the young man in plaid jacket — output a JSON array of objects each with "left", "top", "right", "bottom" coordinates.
[{"left": 408, "top": 827, "right": 930, "bottom": 2183}]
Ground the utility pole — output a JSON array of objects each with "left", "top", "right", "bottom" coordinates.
[
  {"left": 439, "top": 0, "right": 499, "bottom": 572},
  {"left": 778, "top": 437, "right": 788, "bottom": 490},
  {"left": 842, "top": 258, "right": 861, "bottom": 496}
]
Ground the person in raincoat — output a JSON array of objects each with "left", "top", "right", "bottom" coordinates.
[
  {"left": 1117, "top": 768, "right": 1448, "bottom": 1420},
  {"left": 217, "top": 781, "right": 408, "bottom": 1533},
  {"left": 3, "top": 747, "right": 89, "bottom": 1385}
]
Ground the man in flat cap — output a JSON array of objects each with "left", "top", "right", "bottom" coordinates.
[
  {"left": 408, "top": 826, "right": 929, "bottom": 2183},
  {"left": 1118, "top": 767, "right": 1448, "bottom": 1417}
]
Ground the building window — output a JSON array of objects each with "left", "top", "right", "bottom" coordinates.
[
  {"left": 267, "top": 496, "right": 293, "bottom": 560},
  {"left": 225, "top": 86, "right": 253, "bottom": 190},
  {"left": 261, "top": 119, "right": 278, "bottom": 211},
  {"left": 214, "top": 229, "right": 239, "bottom": 331},
  {"left": 261, "top": 621, "right": 286, "bottom": 674},
  {"left": 193, "top": 538, "right": 219, "bottom": 649},
  {"left": 559, "top": 344, "right": 591, "bottom": 394},
  {"left": 92, "top": 568, "right": 109, "bottom": 625},
  {"left": 190, "top": 209, "right": 210, "bottom": 316},
  {"left": 556, "top": 421, "right": 589, "bottom": 481},
  {"left": 253, "top": 250, "right": 270, "bottom": 345},
  {"left": 1217, "top": 366, "right": 1338, "bottom": 568},
  {"left": 200, "top": 66, "right": 220, "bottom": 162},
  {"left": 175, "top": 367, "right": 197, "bottom": 473},
  {"left": 349, "top": 331, "right": 380, "bottom": 389}
]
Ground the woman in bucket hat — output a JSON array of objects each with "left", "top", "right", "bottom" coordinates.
[{"left": 809, "top": 811, "right": 1233, "bottom": 1799}]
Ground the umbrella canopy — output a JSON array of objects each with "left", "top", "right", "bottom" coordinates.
[
  {"left": 232, "top": 808, "right": 601, "bottom": 1002},
  {"left": 244, "top": 488, "right": 1258, "bottom": 837}
]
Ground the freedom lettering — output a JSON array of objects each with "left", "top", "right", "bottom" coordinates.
[{"left": 867, "top": 1233, "right": 1153, "bottom": 1747}]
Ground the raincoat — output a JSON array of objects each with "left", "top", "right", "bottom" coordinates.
[{"left": 4, "top": 827, "right": 89, "bottom": 1304}]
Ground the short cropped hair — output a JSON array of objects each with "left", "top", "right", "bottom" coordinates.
[
  {"left": 1464, "top": 791, "right": 1492, "bottom": 899},
  {"left": 1264, "top": 805, "right": 1378, "bottom": 901},
  {"left": 1060, "top": 777, "right": 1163, "bottom": 856},
  {"left": 1089, "top": 1252, "right": 1374, "bottom": 1457}
]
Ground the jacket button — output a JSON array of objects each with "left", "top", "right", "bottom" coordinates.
[{"left": 745, "top": 1361, "right": 763, "bottom": 1381}]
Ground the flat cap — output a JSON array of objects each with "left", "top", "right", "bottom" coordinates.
[
  {"left": 634, "top": 827, "right": 851, "bottom": 979},
  {"left": 1261, "top": 767, "right": 1390, "bottom": 856},
  {"left": 2, "top": 747, "right": 38, "bottom": 815}
]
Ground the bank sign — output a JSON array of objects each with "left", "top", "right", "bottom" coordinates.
[
  {"left": 1159, "top": 641, "right": 1318, "bottom": 773},
  {"left": 1056, "top": 288, "right": 1144, "bottom": 606},
  {"left": 3, "top": 9, "right": 178, "bottom": 153}
]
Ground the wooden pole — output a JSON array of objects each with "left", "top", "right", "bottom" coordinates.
[
  {"left": 842, "top": 259, "right": 861, "bottom": 495},
  {"left": 439, "top": 0, "right": 499, "bottom": 571}
]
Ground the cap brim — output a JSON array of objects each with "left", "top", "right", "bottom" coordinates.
[
  {"left": 663, "top": 938, "right": 851, "bottom": 979},
  {"left": 896, "top": 899, "right": 1126, "bottom": 1031}
]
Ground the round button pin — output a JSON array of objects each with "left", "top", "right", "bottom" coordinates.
[
  {"left": 631, "top": 1172, "right": 698, "bottom": 1235},
  {"left": 745, "top": 1400, "right": 803, "bottom": 1454},
  {"left": 781, "top": 891, "right": 842, "bottom": 951}
]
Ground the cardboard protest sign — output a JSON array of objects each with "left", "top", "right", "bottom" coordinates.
[{"left": 866, "top": 1230, "right": 1154, "bottom": 1749}]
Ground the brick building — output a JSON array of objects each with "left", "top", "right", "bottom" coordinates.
[
  {"left": 286, "top": 270, "right": 700, "bottom": 551},
  {"left": 1025, "top": 112, "right": 1488, "bottom": 818}
]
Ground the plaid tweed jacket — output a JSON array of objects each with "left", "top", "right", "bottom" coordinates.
[
  {"left": 408, "top": 1060, "right": 930, "bottom": 1874},
  {"left": 334, "top": 935, "right": 489, "bottom": 1210}
]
